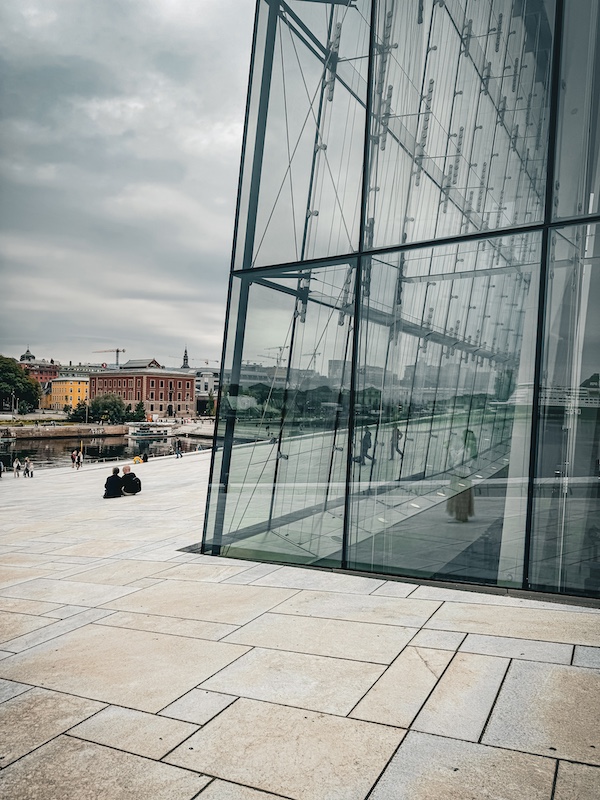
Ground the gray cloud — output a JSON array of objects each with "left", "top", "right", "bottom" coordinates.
[{"left": 0, "top": 0, "right": 255, "bottom": 367}]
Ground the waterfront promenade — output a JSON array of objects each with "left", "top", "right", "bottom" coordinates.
[{"left": 0, "top": 454, "right": 599, "bottom": 798}]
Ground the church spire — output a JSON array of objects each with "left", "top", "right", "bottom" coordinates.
[{"left": 181, "top": 346, "right": 189, "bottom": 369}]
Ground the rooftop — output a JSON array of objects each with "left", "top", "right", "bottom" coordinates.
[{"left": 0, "top": 454, "right": 598, "bottom": 799}]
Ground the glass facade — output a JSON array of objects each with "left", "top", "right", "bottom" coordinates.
[{"left": 203, "top": 0, "right": 600, "bottom": 598}]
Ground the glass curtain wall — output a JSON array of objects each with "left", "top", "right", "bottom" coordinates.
[{"left": 203, "top": 0, "right": 600, "bottom": 598}]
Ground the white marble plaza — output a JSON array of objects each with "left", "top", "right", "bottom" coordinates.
[{"left": 0, "top": 452, "right": 599, "bottom": 799}]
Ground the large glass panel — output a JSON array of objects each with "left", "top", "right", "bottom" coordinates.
[
  {"left": 553, "top": 0, "right": 600, "bottom": 220},
  {"left": 203, "top": 259, "right": 357, "bottom": 565},
  {"left": 530, "top": 223, "right": 600, "bottom": 597},
  {"left": 365, "top": 0, "right": 554, "bottom": 249},
  {"left": 347, "top": 231, "right": 542, "bottom": 586},
  {"left": 233, "top": 0, "right": 371, "bottom": 270}
]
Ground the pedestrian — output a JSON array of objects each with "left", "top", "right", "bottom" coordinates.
[
  {"left": 390, "top": 426, "right": 404, "bottom": 461},
  {"left": 358, "top": 428, "right": 374, "bottom": 466},
  {"left": 103, "top": 467, "right": 122, "bottom": 499},
  {"left": 121, "top": 465, "right": 142, "bottom": 495},
  {"left": 175, "top": 439, "right": 183, "bottom": 458},
  {"left": 76, "top": 450, "right": 83, "bottom": 470},
  {"left": 446, "top": 429, "right": 477, "bottom": 523},
  {"left": 142, "top": 452, "right": 148, "bottom": 463},
  {"left": 23, "top": 457, "right": 32, "bottom": 477},
  {"left": 0, "top": 460, "right": 4, "bottom": 478},
  {"left": 71, "top": 450, "right": 77, "bottom": 468},
  {"left": 13, "top": 457, "right": 22, "bottom": 478}
]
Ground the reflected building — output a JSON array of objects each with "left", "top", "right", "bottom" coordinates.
[{"left": 201, "top": 0, "right": 600, "bottom": 599}]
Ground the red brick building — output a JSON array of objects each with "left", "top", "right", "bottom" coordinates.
[
  {"left": 18, "top": 347, "right": 60, "bottom": 383},
  {"left": 89, "top": 359, "right": 195, "bottom": 418}
]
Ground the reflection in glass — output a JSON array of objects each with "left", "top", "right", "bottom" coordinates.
[
  {"left": 366, "top": 0, "right": 554, "bottom": 248},
  {"left": 530, "top": 224, "right": 600, "bottom": 596},
  {"left": 204, "top": 260, "right": 357, "bottom": 566},
  {"left": 553, "top": 0, "right": 600, "bottom": 220},
  {"left": 347, "top": 234, "right": 541, "bottom": 585},
  {"left": 233, "top": 0, "right": 370, "bottom": 269}
]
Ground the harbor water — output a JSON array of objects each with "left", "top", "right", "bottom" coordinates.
[{"left": 0, "top": 435, "right": 207, "bottom": 471}]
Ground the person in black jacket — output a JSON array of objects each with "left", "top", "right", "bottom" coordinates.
[
  {"left": 121, "top": 465, "right": 142, "bottom": 495},
  {"left": 103, "top": 467, "right": 122, "bottom": 498}
]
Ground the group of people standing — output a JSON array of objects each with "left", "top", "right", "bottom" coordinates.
[
  {"left": 71, "top": 450, "right": 83, "bottom": 469},
  {"left": 9, "top": 457, "right": 33, "bottom": 478},
  {"left": 103, "top": 465, "right": 142, "bottom": 498}
]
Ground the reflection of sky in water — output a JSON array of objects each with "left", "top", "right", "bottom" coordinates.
[{"left": 0, "top": 436, "right": 200, "bottom": 471}]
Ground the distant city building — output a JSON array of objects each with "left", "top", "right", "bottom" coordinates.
[
  {"left": 89, "top": 360, "right": 195, "bottom": 418},
  {"left": 195, "top": 368, "right": 220, "bottom": 415},
  {"left": 59, "top": 362, "right": 108, "bottom": 378},
  {"left": 18, "top": 347, "right": 60, "bottom": 384},
  {"left": 48, "top": 377, "right": 89, "bottom": 411}
]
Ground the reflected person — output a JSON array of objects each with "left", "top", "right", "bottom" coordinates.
[{"left": 446, "top": 429, "right": 477, "bottom": 523}]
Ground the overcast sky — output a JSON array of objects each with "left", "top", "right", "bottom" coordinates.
[{"left": 0, "top": 0, "right": 255, "bottom": 369}]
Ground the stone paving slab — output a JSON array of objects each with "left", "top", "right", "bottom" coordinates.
[
  {"left": 1, "top": 453, "right": 599, "bottom": 799},
  {"left": 482, "top": 660, "right": 600, "bottom": 764},
  {"left": 94, "top": 610, "right": 238, "bottom": 640},
  {"left": 165, "top": 697, "right": 405, "bottom": 800},
  {"left": 0, "top": 623, "right": 249, "bottom": 713},
  {"left": 459, "top": 633, "right": 573, "bottom": 664},
  {"left": 350, "top": 646, "right": 453, "bottom": 728},
  {"left": 573, "top": 645, "right": 600, "bottom": 669},
  {"left": 159, "top": 688, "right": 238, "bottom": 725},
  {"left": 272, "top": 589, "right": 440, "bottom": 628},
  {"left": 0, "top": 687, "right": 104, "bottom": 767},
  {"left": 0, "top": 735, "right": 210, "bottom": 799},
  {"left": 0, "top": 610, "right": 53, "bottom": 643},
  {"left": 554, "top": 761, "right": 600, "bottom": 800},
  {"left": 369, "top": 731, "right": 556, "bottom": 799},
  {"left": 223, "top": 611, "right": 416, "bottom": 663},
  {"left": 413, "top": 652, "right": 509, "bottom": 741},
  {"left": 101, "top": 579, "right": 298, "bottom": 626},
  {"left": 68, "top": 705, "right": 198, "bottom": 759},
  {"left": 201, "top": 647, "right": 385, "bottom": 715},
  {"left": 425, "top": 601, "right": 600, "bottom": 646},
  {"left": 199, "top": 782, "right": 288, "bottom": 799}
]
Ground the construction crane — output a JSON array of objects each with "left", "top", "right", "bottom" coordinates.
[
  {"left": 263, "top": 346, "right": 289, "bottom": 368},
  {"left": 93, "top": 348, "right": 126, "bottom": 366}
]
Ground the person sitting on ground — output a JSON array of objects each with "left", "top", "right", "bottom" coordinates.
[
  {"left": 103, "top": 467, "right": 122, "bottom": 498},
  {"left": 121, "top": 465, "right": 142, "bottom": 495}
]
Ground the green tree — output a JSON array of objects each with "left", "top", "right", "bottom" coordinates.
[
  {"left": 68, "top": 401, "right": 88, "bottom": 422},
  {"left": 207, "top": 391, "right": 216, "bottom": 417},
  {"left": 89, "top": 394, "right": 127, "bottom": 424},
  {"left": 131, "top": 401, "right": 146, "bottom": 422},
  {"left": 0, "top": 355, "right": 41, "bottom": 412}
]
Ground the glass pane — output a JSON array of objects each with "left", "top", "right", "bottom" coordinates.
[
  {"left": 347, "top": 231, "right": 542, "bottom": 586},
  {"left": 233, "top": 0, "right": 371, "bottom": 270},
  {"left": 365, "top": 0, "right": 555, "bottom": 249},
  {"left": 530, "top": 223, "right": 600, "bottom": 597},
  {"left": 553, "top": 1, "right": 600, "bottom": 220},
  {"left": 204, "top": 260, "right": 357, "bottom": 566}
]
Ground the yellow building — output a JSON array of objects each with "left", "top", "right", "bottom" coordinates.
[{"left": 50, "top": 378, "right": 89, "bottom": 411}]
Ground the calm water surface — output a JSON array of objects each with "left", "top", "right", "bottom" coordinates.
[{"left": 0, "top": 435, "right": 205, "bottom": 471}]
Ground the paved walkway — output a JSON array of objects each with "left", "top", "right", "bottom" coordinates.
[{"left": 0, "top": 454, "right": 599, "bottom": 799}]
